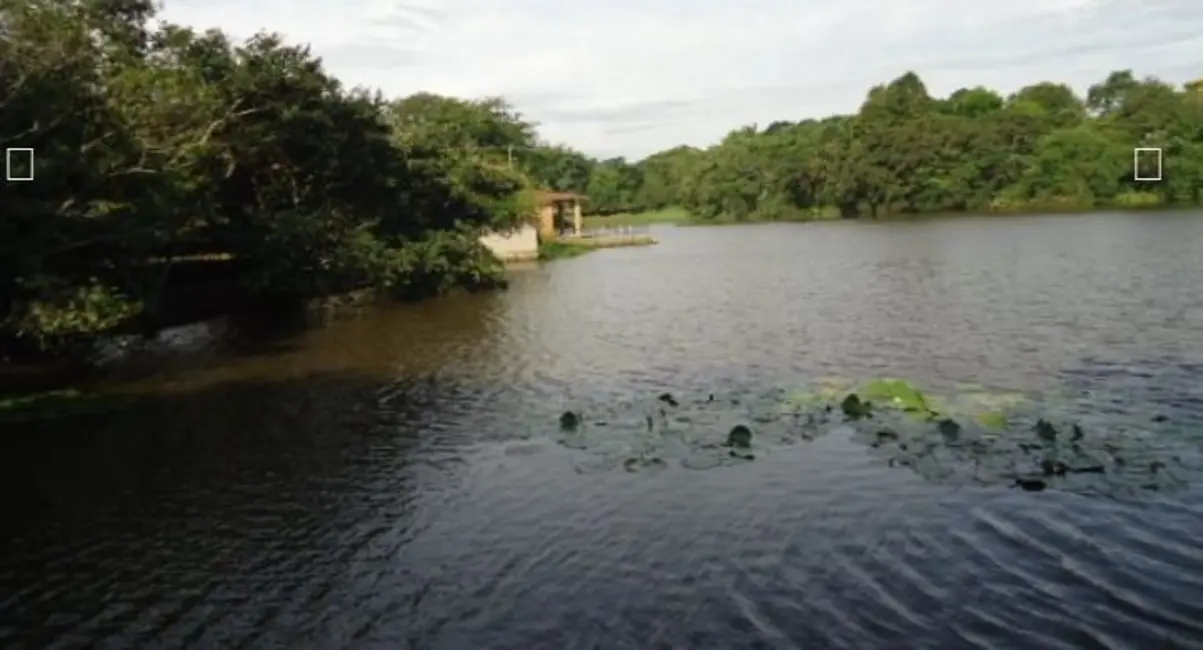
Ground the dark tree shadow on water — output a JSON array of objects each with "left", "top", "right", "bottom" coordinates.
[
  {"left": 0, "top": 371, "right": 444, "bottom": 539},
  {"left": 0, "top": 369, "right": 487, "bottom": 650}
]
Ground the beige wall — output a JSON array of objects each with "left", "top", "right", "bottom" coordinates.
[
  {"left": 536, "top": 205, "right": 556, "bottom": 238},
  {"left": 479, "top": 223, "right": 539, "bottom": 262}
]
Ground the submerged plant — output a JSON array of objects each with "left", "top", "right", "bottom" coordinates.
[{"left": 546, "top": 377, "right": 1194, "bottom": 494}]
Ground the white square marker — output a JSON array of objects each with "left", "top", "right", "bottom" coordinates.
[
  {"left": 5, "top": 147, "right": 34, "bottom": 181},
  {"left": 1133, "top": 147, "right": 1162, "bottom": 182}
]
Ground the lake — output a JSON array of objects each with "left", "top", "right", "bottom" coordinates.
[{"left": 3, "top": 211, "right": 1203, "bottom": 649}]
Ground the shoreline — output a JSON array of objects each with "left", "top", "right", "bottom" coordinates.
[
  {"left": 5, "top": 206, "right": 1198, "bottom": 420},
  {"left": 585, "top": 204, "right": 1202, "bottom": 228}
]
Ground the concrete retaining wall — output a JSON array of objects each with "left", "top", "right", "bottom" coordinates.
[{"left": 479, "top": 223, "right": 539, "bottom": 262}]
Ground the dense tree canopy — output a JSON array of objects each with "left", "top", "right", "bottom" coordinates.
[
  {"left": 1, "top": 0, "right": 540, "bottom": 351},
  {"left": 569, "top": 70, "right": 1203, "bottom": 219},
  {"left": 2, "top": 0, "right": 1201, "bottom": 351}
]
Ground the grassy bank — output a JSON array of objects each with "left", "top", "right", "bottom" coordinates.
[
  {"left": 538, "top": 240, "right": 596, "bottom": 261},
  {"left": 588, "top": 195, "right": 1193, "bottom": 229},
  {"left": 678, "top": 206, "right": 843, "bottom": 226},
  {"left": 538, "top": 234, "right": 658, "bottom": 261},
  {"left": 582, "top": 206, "right": 692, "bottom": 229},
  {"left": 583, "top": 205, "right": 847, "bottom": 228}
]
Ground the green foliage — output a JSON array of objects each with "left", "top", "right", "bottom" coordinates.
[
  {"left": 4, "top": 1, "right": 1200, "bottom": 352},
  {"left": 538, "top": 240, "right": 594, "bottom": 261},
  {"left": 6, "top": 279, "right": 142, "bottom": 350},
  {"left": 580, "top": 70, "right": 1203, "bottom": 222},
  {"left": 0, "top": 0, "right": 536, "bottom": 350},
  {"left": 1113, "top": 191, "right": 1163, "bottom": 207},
  {"left": 862, "top": 378, "right": 932, "bottom": 414},
  {"left": 582, "top": 206, "right": 692, "bottom": 228}
]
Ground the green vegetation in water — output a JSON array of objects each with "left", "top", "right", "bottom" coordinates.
[
  {"left": 559, "top": 410, "right": 581, "bottom": 430},
  {"left": 0, "top": 389, "right": 135, "bottom": 424},
  {"left": 840, "top": 393, "right": 874, "bottom": 420},
  {"left": 538, "top": 240, "right": 595, "bottom": 261},
  {"left": 726, "top": 425, "right": 753, "bottom": 448},
  {"left": 544, "top": 378, "right": 1195, "bottom": 497},
  {"left": 861, "top": 378, "right": 931, "bottom": 414}
]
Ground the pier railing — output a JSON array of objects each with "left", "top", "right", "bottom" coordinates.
[{"left": 574, "top": 224, "right": 651, "bottom": 239}]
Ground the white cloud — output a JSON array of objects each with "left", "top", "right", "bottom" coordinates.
[{"left": 160, "top": 0, "right": 1203, "bottom": 159}]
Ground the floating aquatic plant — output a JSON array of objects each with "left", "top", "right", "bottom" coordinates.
[
  {"left": 862, "top": 378, "right": 932, "bottom": 414},
  {"left": 840, "top": 394, "right": 873, "bottom": 420},
  {"left": 545, "top": 380, "right": 1196, "bottom": 495},
  {"left": 937, "top": 418, "right": 961, "bottom": 436},
  {"left": 726, "top": 425, "right": 753, "bottom": 448}
]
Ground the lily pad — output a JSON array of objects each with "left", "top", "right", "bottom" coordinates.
[
  {"left": 1015, "top": 478, "right": 1047, "bottom": 492},
  {"left": 841, "top": 394, "right": 873, "bottom": 420},
  {"left": 1034, "top": 419, "right": 1058, "bottom": 441},
  {"left": 727, "top": 425, "right": 753, "bottom": 448},
  {"left": 537, "top": 378, "right": 1197, "bottom": 490},
  {"left": 937, "top": 418, "right": 962, "bottom": 436},
  {"left": 623, "top": 456, "right": 667, "bottom": 472}
]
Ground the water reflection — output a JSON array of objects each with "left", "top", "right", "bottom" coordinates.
[{"left": 3, "top": 212, "right": 1203, "bottom": 649}]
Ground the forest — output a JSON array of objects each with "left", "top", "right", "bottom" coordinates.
[
  {"left": 2, "top": 0, "right": 1202, "bottom": 353},
  {"left": 573, "top": 72, "right": 1203, "bottom": 221}
]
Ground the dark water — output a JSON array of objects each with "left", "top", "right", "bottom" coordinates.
[{"left": 4, "top": 212, "right": 1203, "bottom": 649}]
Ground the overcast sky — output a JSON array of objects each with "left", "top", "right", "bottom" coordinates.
[{"left": 159, "top": 0, "right": 1202, "bottom": 160}]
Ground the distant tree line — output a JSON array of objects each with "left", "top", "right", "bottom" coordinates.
[
  {"left": 2, "top": 0, "right": 1201, "bottom": 352},
  {"left": 528, "top": 71, "right": 1203, "bottom": 220}
]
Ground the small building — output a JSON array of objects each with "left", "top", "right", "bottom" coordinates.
[
  {"left": 533, "top": 190, "right": 584, "bottom": 239},
  {"left": 478, "top": 190, "right": 586, "bottom": 262}
]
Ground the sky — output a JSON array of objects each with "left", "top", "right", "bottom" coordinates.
[{"left": 159, "top": 0, "right": 1203, "bottom": 160}]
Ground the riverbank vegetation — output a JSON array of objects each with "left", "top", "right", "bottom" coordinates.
[
  {"left": 537, "top": 240, "right": 594, "bottom": 261},
  {"left": 581, "top": 206, "right": 692, "bottom": 228},
  {"left": 3, "top": 0, "right": 1202, "bottom": 353},
  {"left": 1, "top": 0, "right": 547, "bottom": 354},
  {"left": 576, "top": 72, "right": 1203, "bottom": 223}
]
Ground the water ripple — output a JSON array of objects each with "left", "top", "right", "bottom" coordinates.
[{"left": 5, "top": 215, "right": 1203, "bottom": 649}]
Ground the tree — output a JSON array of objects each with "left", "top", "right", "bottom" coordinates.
[
  {"left": 3, "top": 2, "right": 1201, "bottom": 352},
  {"left": 0, "top": 0, "right": 533, "bottom": 350},
  {"left": 653, "top": 69, "right": 1201, "bottom": 221}
]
